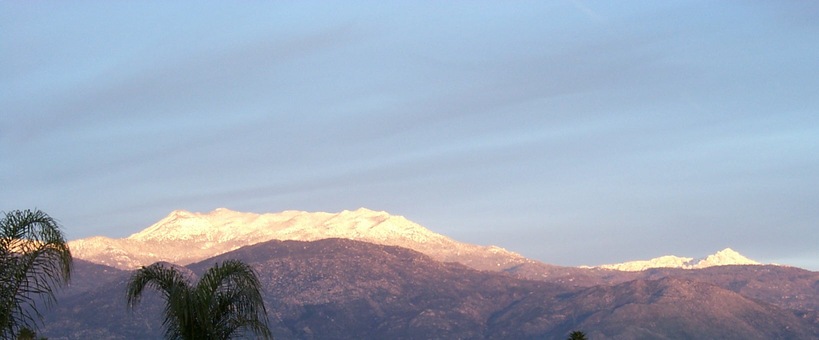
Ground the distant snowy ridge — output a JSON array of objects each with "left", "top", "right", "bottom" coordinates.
[
  {"left": 69, "top": 208, "right": 530, "bottom": 271},
  {"left": 592, "top": 248, "right": 761, "bottom": 271}
]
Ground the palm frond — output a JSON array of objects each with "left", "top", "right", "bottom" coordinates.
[
  {"left": 125, "top": 262, "right": 196, "bottom": 340},
  {"left": 125, "top": 262, "right": 189, "bottom": 307},
  {"left": 195, "top": 260, "right": 271, "bottom": 339},
  {"left": 126, "top": 259, "right": 272, "bottom": 339},
  {"left": 0, "top": 209, "right": 73, "bottom": 338}
]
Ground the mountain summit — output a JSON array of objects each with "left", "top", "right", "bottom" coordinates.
[
  {"left": 69, "top": 208, "right": 530, "bottom": 270},
  {"left": 595, "top": 248, "right": 760, "bottom": 271}
]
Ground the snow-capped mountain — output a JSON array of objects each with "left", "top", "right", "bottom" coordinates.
[
  {"left": 68, "top": 208, "right": 530, "bottom": 270},
  {"left": 594, "top": 248, "right": 761, "bottom": 271}
]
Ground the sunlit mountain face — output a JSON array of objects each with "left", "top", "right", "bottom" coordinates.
[
  {"left": 41, "top": 209, "right": 819, "bottom": 339},
  {"left": 68, "top": 208, "right": 531, "bottom": 271}
]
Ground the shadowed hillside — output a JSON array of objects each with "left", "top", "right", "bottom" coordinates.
[{"left": 40, "top": 238, "right": 819, "bottom": 339}]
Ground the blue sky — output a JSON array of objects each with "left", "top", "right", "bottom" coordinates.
[{"left": 2, "top": 1, "right": 818, "bottom": 269}]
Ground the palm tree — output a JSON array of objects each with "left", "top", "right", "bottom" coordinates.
[
  {"left": 126, "top": 260, "right": 272, "bottom": 339},
  {"left": 568, "top": 330, "right": 588, "bottom": 340},
  {"left": 0, "top": 209, "right": 72, "bottom": 338}
]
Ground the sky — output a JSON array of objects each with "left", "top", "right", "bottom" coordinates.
[{"left": 2, "top": 1, "right": 818, "bottom": 270}]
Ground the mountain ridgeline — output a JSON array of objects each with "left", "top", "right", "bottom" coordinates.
[
  {"left": 44, "top": 208, "right": 819, "bottom": 339},
  {"left": 69, "top": 208, "right": 530, "bottom": 271}
]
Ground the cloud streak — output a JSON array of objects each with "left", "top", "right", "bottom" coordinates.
[{"left": 2, "top": 1, "right": 818, "bottom": 269}]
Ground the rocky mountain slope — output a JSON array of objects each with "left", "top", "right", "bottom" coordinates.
[
  {"left": 69, "top": 208, "right": 529, "bottom": 271},
  {"left": 56, "top": 209, "right": 819, "bottom": 338},
  {"left": 594, "top": 248, "right": 760, "bottom": 271},
  {"left": 41, "top": 238, "right": 819, "bottom": 339},
  {"left": 500, "top": 275, "right": 815, "bottom": 339},
  {"left": 508, "top": 260, "right": 819, "bottom": 312}
]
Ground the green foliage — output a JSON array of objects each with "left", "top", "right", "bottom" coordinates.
[
  {"left": 17, "top": 327, "right": 37, "bottom": 340},
  {"left": 17, "top": 326, "right": 47, "bottom": 340},
  {"left": 0, "top": 209, "right": 72, "bottom": 338},
  {"left": 568, "top": 330, "right": 588, "bottom": 340},
  {"left": 126, "top": 260, "right": 272, "bottom": 340}
]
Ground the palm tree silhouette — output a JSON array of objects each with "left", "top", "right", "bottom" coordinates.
[
  {"left": 568, "top": 330, "right": 588, "bottom": 340},
  {"left": 0, "top": 209, "right": 72, "bottom": 338},
  {"left": 126, "top": 260, "right": 272, "bottom": 339}
]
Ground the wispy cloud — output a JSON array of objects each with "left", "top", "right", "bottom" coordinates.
[{"left": 3, "top": 1, "right": 818, "bottom": 269}]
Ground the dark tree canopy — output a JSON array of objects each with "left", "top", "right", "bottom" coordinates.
[{"left": 568, "top": 330, "right": 588, "bottom": 340}]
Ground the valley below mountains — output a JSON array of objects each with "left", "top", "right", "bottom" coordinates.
[{"left": 42, "top": 208, "right": 819, "bottom": 339}]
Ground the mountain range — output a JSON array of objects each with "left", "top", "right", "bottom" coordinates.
[
  {"left": 592, "top": 247, "right": 760, "bottom": 271},
  {"left": 68, "top": 208, "right": 530, "bottom": 271},
  {"left": 68, "top": 208, "right": 762, "bottom": 272},
  {"left": 39, "top": 208, "right": 819, "bottom": 339}
]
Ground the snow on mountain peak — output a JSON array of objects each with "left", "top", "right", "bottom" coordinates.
[
  {"left": 71, "top": 208, "right": 529, "bottom": 271},
  {"left": 697, "top": 248, "right": 758, "bottom": 267},
  {"left": 127, "top": 209, "right": 214, "bottom": 241},
  {"left": 595, "top": 248, "right": 761, "bottom": 271},
  {"left": 122, "top": 207, "right": 428, "bottom": 245}
]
